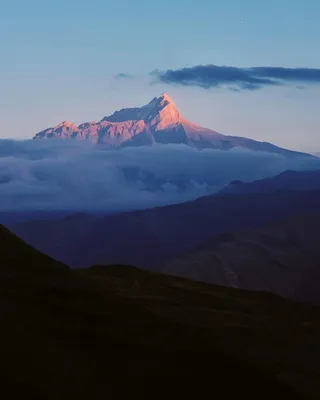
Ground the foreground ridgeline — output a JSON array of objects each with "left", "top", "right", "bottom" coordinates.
[{"left": 0, "top": 224, "right": 320, "bottom": 399}]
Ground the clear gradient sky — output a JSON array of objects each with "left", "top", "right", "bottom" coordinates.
[{"left": 1, "top": 0, "right": 320, "bottom": 151}]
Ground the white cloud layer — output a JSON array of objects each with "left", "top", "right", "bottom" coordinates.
[{"left": 0, "top": 139, "right": 319, "bottom": 212}]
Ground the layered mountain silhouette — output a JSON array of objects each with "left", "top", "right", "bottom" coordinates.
[
  {"left": 9, "top": 170, "right": 320, "bottom": 305},
  {"left": 34, "top": 93, "right": 310, "bottom": 157},
  {"left": 1, "top": 224, "right": 319, "bottom": 399},
  {"left": 162, "top": 214, "right": 320, "bottom": 305},
  {"left": 219, "top": 169, "right": 320, "bottom": 195}
]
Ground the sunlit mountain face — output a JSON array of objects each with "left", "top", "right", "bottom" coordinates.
[{"left": 33, "top": 93, "right": 311, "bottom": 158}]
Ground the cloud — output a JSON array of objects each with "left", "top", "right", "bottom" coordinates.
[
  {"left": 250, "top": 67, "right": 320, "bottom": 82},
  {"left": 152, "top": 65, "right": 320, "bottom": 91},
  {"left": 114, "top": 72, "right": 133, "bottom": 79},
  {"left": 0, "top": 139, "right": 319, "bottom": 213}
]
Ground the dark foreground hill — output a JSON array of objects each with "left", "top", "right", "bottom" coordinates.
[
  {"left": 81, "top": 265, "right": 320, "bottom": 398},
  {"left": 1, "top": 224, "right": 319, "bottom": 399}
]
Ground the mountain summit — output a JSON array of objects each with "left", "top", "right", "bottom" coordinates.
[
  {"left": 33, "top": 93, "right": 310, "bottom": 157},
  {"left": 101, "top": 92, "right": 182, "bottom": 128}
]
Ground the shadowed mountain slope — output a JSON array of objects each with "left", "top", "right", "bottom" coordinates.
[
  {"left": 0, "top": 225, "right": 315, "bottom": 399},
  {"left": 219, "top": 169, "right": 320, "bottom": 195},
  {"left": 81, "top": 264, "right": 320, "bottom": 398},
  {"left": 10, "top": 189, "right": 320, "bottom": 271},
  {"left": 162, "top": 214, "right": 320, "bottom": 305}
]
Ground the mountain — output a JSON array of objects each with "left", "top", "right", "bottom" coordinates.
[
  {"left": 1, "top": 224, "right": 320, "bottom": 399},
  {"left": 9, "top": 189, "right": 320, "bottom": 275},
  {"left": 219, "top": 169, "right": 320, "bottom": 195},
  {"left": 33, "top": 93, "right": 311, "bottom": 157},
  {"left": 81, "top": 265, "right": 320, "bottom": 399},
  {"left": 162, "top": 214, "right": 320, "bottom": 305}
]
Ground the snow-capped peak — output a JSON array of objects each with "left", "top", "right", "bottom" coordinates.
[{"left": 55, "top": 121, "right": 78, "bottom": 129}]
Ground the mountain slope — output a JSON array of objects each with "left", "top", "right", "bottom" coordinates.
[
  {"left": 33, "top": 93, "right": 311, "bottom": 157},
  {"left": 219, "top": 169, "right": 320, "bottom": 195},
  {"left": 10, "top": 189, "right": 320, "bottom": 272},
  {"left": 2, "top": 225, "right": 320, "bottom": 398},
  {"left": 0, "top": 224, "right": 314, "bottom": 399},
  {"left": 162, "top": 214, "right": 320, "bottom": 305},
  {"left": 81, "top": 265, "right": 320, "bottom": 398}
]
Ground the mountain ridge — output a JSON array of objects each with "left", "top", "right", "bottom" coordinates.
[
  {"left": 9, "top": 186, "right": 320, "bottom": 283},
  {"left": 219, "top": 169, "right": 320, "bottom": 195},
  {"left": 1, "top": 223, "right": 318, "bottom": 398},
  {"left": 33, "top": 93, "right": 312, "bottom": 157},
  {"left": 162, "top": 213, "right": 320, "bottom": 305}
]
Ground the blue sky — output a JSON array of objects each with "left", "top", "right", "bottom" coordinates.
[{"left": 1, "top": 0, "right": 320, "bottom": 151}]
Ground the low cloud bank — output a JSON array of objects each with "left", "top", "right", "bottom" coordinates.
[{"left": 0, "top": 139, "right": 319, "bottom": 212}]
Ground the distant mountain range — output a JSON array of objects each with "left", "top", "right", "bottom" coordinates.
[
  {"left": 162, "top": 214, "right": 320, "bottom": 305},
  {"left": 9, "top": 169, "right": 320, "bottom": 305},
  {"left": 34, "top": 93, "right": 311, "bottom": 157},
  {"left": 219, "top": 169, "right": 320, "bottom": 195}
]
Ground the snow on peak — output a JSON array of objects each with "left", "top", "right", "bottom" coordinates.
[
  {"left": 102, "top": 93, "right": 179, "bottom": 125},
  {"left": 55, "top": 121, "right": 78, "bottom": 129}
]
